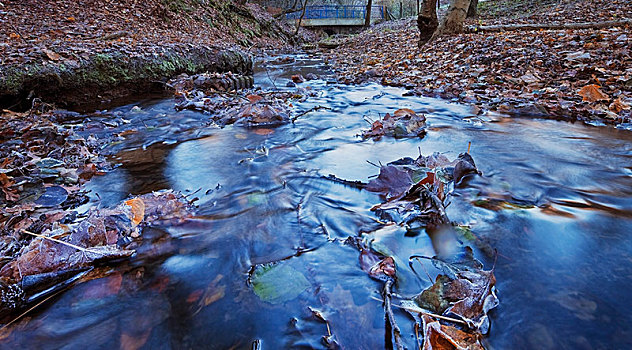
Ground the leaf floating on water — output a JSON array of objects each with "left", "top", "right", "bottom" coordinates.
[
  {"left": 366, "top": 165, "right": 413, "bottom": 200},
  {"left": 414, "top": 274, "right": 452, "bottom": 315},
  {"left": 410, "top": 248, "right": 498, "bottom": 335},
  {"left": 362, "top": 109, "right": 426, "bottom": 140},
  {"left": 251, "top": 263, "right": 310, "bottom": 304}
]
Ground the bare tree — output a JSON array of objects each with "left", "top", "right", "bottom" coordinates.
[
  {"left": 294, "top": 0, "right": 307, "bottom": 36},
  {"left": 365, "top": 0, "right": 373, "bottom": 27}
]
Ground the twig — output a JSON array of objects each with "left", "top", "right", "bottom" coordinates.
[
  {"left": 321, "top": 174, "right": 367, "bottom": 190},
  {"left": 371, "top": 296, "right": 466, "bottom": 325},
  {"left": 264, "top": 64, "right": 278, "bottom": 91},
  {"left": 414, "top": 322, "right": 423, "bottom": 350},
  {"left": 291, "top": 105, "right": 332, "bottom": 122},
  {"left": 383, "top": 280, "right": 404, "bottom": 350},
  {"left": 10, "top": 25, "right": 28, "bottom": 44},
  {"left": 22, "top": 229, "right": 89, "bottom": 252},
  {"left": 394, "top": 303, "right": 466, "bottom": 325},
  {"left": 0, "top": 287, "right": 65, "bottom": 331},
  {"left": 21, "top": 230, "right": 117, "bottom": 258}
]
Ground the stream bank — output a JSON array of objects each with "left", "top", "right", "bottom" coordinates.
[
  {"left": 0, "top": 47, "right": 254, "bottom": 111},
  {"left": 0, "top": 0, "right": 315, "bottom": 110},
  {"left": 324, "top": 0, "right": 632, "bottom": 126}
]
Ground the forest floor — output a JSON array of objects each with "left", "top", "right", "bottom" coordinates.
[{"left": 326, "top": 0, "right": 632, "bottom": 125}]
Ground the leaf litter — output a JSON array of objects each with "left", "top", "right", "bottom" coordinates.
[
  {"left": 170, "top": 72, "right": 318, "bottom": 126},
  {"left": 0, "top": 108, "right": 195, "bottom": 319},
  {"left": 326, "top": 0, "right": 632, "bottom": 126}
]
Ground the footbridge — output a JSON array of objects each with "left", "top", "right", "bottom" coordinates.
[{"left": 286, "top": 5, "right": 385, "bottom": 28}]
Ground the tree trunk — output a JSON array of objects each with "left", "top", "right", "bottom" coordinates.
[
  {"left": 417, "top": 0, "right": 438, "bottom": 46},
  {"left": 431, "top": 0, "right": 471, "bottom": 39},
  {"left": 365, "top": 0, "right": 373, "bottom": 27},
  {"left": 294, "top": 0, "right": 307, "bottom": 36},
  {"left": 467, "top": 0, "right": 478, "bottom": 18}
]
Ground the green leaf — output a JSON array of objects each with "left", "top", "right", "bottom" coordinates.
[{"left": 251, "top": 263, "right": 310, "bottom": 304}]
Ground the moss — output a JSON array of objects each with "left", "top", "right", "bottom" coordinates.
[
  {"left": 162, "top": 0, "right": 190, "bottom": 13},
  {"left": 1, "top": 45, "right": 252, "bottom": 109}
]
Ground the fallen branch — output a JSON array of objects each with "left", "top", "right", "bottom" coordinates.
[
  {"left": 466, "top": 19, "right": 632, "bottom": 33},
  {"left": 292, "top": 105, "right": 332, "bottom": 122},
  {"left": 383, "top": 280, "right": 404, "bottom": 350},
  {"left": 322, "top": 174, "right": 367, "bottom": 190}
]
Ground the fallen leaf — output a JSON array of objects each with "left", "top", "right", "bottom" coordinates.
[
  {"left": 124, "top": 198, "right": 145, "bottom": 227},
  {"left": 609, "top": 97, "right": 630, "bottom": 113},
  {"left": 366, "top": 164, "right": 413, "bottom": 200},
  {"left": 251, "top": 262, "right": 310, "bottom": 304},
  {"left": 421, "top": 315, "right": 484, "bottom": 350},
  {"left": 359, "top": 248, "right": 396, "bottom": 281},
  {"left": 42, "top": 48, "right": 62, "bottom": 61},
  {"left": 578, "top": 84, "right": 609, "bottom": 102},
  {"left": 247, "top": 94, "right": 263, "bottom": 103}
]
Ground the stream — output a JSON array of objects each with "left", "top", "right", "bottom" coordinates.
[{"left": 5, "top": 53, "right": 632, "bottom": 349}]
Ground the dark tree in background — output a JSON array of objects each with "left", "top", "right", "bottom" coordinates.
[
  {"left": 365, "top": 0, "right": 373, "bottom": 27},
  {"left": 467, "top": 0, "right": 478, "bottom": 18},
  {"left": 417, "top": 0, "right": 438, "bottom": 46}
]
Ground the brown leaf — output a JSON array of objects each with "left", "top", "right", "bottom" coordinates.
[
  {"left": 366, "top": 165, "right": 413, "bottom": 200},
  {"left": 609, "top": 97, "right": 630, "bottom": 113},
  {"left": 247, "top": 94, "right": 263, "bottom": 103},
  {"left": 422, "top": 315, "right": 484, "bottom": 350},
  {"left": 578, "top": 84, "right": 609, "bottom": 102},
  {"left": 359, "top": 249, "right": 396, "bottom": 281},
  {"left": 444, "top": 269, "right": 498, "bottom": 334},
  {"left": 125, "top": 198, "right": 145, "bottom": 227},
  {"left": 393, "top": 108, "right": 418, "bottom": 118},
  {"left": 42, "top": 48, "right": 62, "bottom": 61}
]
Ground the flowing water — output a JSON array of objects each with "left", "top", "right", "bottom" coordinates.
[{"left": 5, "top": 54, "right": 632, "bottom": 349}]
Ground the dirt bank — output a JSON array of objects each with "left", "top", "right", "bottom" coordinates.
[{"left": 0, "top": 0, "right": 311, "bottom": 109}]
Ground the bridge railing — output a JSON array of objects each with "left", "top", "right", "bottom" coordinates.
[{"left": 286, "top": 5, "right": 384, "bottom": 20}]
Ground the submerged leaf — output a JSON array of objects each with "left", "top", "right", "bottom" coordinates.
[
  {"left": 359, "top": 248, "right": 396, "bottom": 281},
  {"left": 251, "top": 263, "right": 310, "bottom": 304}
]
